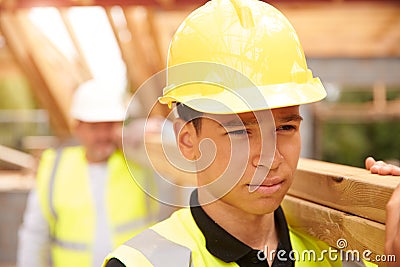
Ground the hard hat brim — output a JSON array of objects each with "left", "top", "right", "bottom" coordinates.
[
  {"left": 159, "top": 77, "right": 326, "bottom": 114},
  {"left": 71, "top": 109, "right": 126, "bottom": 123}
]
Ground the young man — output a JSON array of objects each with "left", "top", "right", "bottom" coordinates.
[{"left": 103, "top": 0, "right": 400, "bottom": 266}]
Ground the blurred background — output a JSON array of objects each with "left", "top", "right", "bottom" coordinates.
[{"left": 0, "top": 0, "right": 399, "bottom": 266}]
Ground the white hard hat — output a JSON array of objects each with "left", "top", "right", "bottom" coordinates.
[{"left": 70, "top": 79, "right": 126, "bottom": 122}]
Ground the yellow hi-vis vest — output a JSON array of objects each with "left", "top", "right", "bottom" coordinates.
[
  {"left": 37, "top": 146, "right": 158, "bottom": 267},
  {"left": 103, "top": 208, "right": 374, "bottom": 267}
]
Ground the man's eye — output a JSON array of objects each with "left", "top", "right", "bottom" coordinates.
[
  {"left": 277, "top": 125, "right": 296, "bottom": 131},
  {"left": 227, "top": 129, "right": 248, "bottom": 136}
]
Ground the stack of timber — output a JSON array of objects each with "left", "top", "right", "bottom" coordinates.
[{"left": 283, "top": 158, "right": 400, "bottom": 265}]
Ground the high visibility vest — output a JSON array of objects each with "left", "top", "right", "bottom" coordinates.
[
  {"left": 37, "top": 146, "right": 158, "bottom": 267},
  {"left": 104, "top": 208, "right": 374, "bottom": 267}
]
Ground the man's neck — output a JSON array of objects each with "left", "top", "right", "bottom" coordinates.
[{"left": 200, "top": 195, "right": 278, "bottom": 252}]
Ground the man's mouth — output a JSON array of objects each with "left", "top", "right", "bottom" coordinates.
[{"left": 247, "top": 177, "right": 284, "bottom": 194}]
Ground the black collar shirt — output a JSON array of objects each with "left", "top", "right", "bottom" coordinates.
[{"left": 190, "top": 189, "right": 295, "bottom": 267}]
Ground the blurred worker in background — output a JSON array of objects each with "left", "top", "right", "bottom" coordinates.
[
  {"left": 103, "top": 0, "right": 400, "bottom": 266},
  {"left": 17, "top": 79, "right": 159, "bottom": 267}
]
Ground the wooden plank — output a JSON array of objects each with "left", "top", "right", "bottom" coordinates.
[
  {"left": 282, "top": 195, "right": 386, "bottom": 264},
  {"left": 0, "top": 145, "right": 36, "bottom": 170},
  {"left": 289, "top": 158, "right": 400, "bottom": 224},
  {"left": 0, "top": 171, "right": 34, "bottom": 192}
]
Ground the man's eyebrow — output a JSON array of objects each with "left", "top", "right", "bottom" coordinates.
[
  {"left": 220, "top": 114, "right": 303, "bottom": 127},
  {"left": 277, "top": 114, "right": 303, "bottom": 123},
  {"left": 220, "top": 118, "right": 258, "bottom": 127}
]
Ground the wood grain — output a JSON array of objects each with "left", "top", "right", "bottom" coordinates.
[
  {"left": 289, "top": 158, "right": 400, "bottom": 224},
  {"left": 282, "top": 195, "right": 386, "bottom": 265}
]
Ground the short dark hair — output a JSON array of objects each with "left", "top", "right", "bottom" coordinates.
[{"left": 176, "top": 103, "right": 202, "bottom": 134}]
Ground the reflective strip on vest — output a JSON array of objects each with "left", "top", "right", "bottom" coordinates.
[
  {"left": 49, "top": 149, "right": 63, "bottom": 221},
  {"left": 126, "top": 229, "right": 193, "bottom": 267},
  {"left": 52, "top": 237, "right": 90, "bottom": 251},
  {"left": 115, "top": 218, "right": 151, "bottom": 234}
]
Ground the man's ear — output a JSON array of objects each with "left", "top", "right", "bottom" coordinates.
[{"left": 173, "top": 118, "right": 198, "bottom": 160}]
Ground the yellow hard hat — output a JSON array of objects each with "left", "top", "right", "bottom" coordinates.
[{"left": 159, "top": 0, "right": 326, "bottom": 114}]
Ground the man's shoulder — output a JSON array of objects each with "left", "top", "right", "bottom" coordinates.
[
  {"left": 151, "top": 208, "right": 193, "bottom": 233},
  {"left": 148, "top": 207, "right": 206, "bottom": 254},
  {"left": 103, "top": 238, "right": 159, "bottom": 267},
  {"left": 105, "top": 218, "right": 195, "bottom": 267},
  {"left": 109, "top": 208, "right": 194, "bottom": 253}
]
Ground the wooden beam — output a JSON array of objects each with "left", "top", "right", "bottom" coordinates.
[
  {"left": 12, "top": 10, "right": 80, "bottom": 135},
  {"left": 106, "top": 6, "right": 164, "bottom": 118},
  {"left": 123, "top": 7, "right": 158, "bottom": 84},
  {"left": 59, "top": 8, "right": 93, "bottom": 82},
  {"left": 105, "top": 6, "right": 142, "bottom": 90},
  {"left": 313, "top": 100, "right": 400, "bottom": 123},
  {"left": 276, "top": 2, "right": 400, "bottom": 58},
  {"left": 289, "top": 158, "right": 400, "bottom": 224},
  {"left": 282, "top": 195, "right": 386, "bottom": 264},
  {"left": 2, "top": 0, "right": 399, "bottom": 9},
  {"left": 145, "top": 8, "right": 165, "bottom": 70},
  {"left": 4, "top": 1, "right": 397, "bottom": 61},
  {"left": 109, "top": 6, "right": 168, "bottom": 117},
  {"left": 0, "top": 11, "right": 72, "bottom": 138},
  {"left": 151, "top": 9, "right": 189, "bottom": 61},
  {"left": 0, "top": 0, "right": 204, "bottom": 9}
]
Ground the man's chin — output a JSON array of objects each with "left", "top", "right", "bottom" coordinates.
[{"left": 90, "top": 146, "right": 116, "bottom": 162}]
